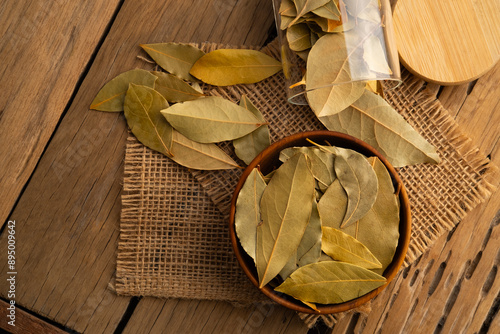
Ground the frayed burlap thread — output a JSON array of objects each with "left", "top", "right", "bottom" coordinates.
[{"left": 116, "top": 40, "right": 497, "bottom": 328}]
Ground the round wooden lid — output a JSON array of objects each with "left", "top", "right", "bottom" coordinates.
[{"left": 393, "top": 0, "right": 500, "bottom": 85}]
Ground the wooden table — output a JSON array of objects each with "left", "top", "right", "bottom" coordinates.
[{"left": 0, "top": 1, "right": 498, "bottom": 333}]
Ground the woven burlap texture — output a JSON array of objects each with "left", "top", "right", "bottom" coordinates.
[{"left": 116, "top": 41, "right": 497, "bottom": 327}]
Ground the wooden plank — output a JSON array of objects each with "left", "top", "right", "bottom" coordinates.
[
  {"left": 0, "top": 0, "right": 122, "bottom": 227},
  {"left": 0, "top": 0, "right": 278, "bottom": 332},
  {"left": 0, "top": 299, "right": 69, "bottom": 334}
]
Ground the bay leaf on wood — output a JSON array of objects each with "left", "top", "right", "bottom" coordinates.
[
  {"left": 275, "top": 261, "right": 386, "bottom": 304},
  {"left": 287, "top": 23, "right": 313, "bottom": 52},
  {"left": 288, "top": 0, "right": 330, "bottom": 27},
  {"left": 90, "top": 69, "right": 157, "bottom": 111},
  {"left": 169, "top": 130, "right": 240, "bottom": 170},
  {"left": 312, "top": 0, "right": 341, "bottom": 20},
  {"left": 233, "top": 95, "right": 271, "bottom": 165},
  {"left": 306, "top": 33, "right": 365, "bottom": 117},
  {"left": 317, "top": 179, "right": 348, "bottom": 228},
  {"left": 189, "top": 49, "right": 282, "bottom": 86},
  {"left": 235, "top": 168, "right": 267, "bottom": 262},
  {"left": 319, "top": 90, "right": 441, "bottom": 167},
  {"left": 257, "top": 153, "right": 315, "bottom": 287},
  {"left": 333, "top": 157, "right": 400, "bottom": 274},
  {"left": 279, "top": 146, "right": 336, "bottom": 190},
  {"left": 152, "top": 71, "right": 205, "bottom": 103},
  {"left": 334, "top": 147, "right": 378, "bottom": 228},
  {"left": 140, "top": 43, "right": 205, "bottom": 82},
  {"left": 124, "top": 84, "right": 173, "bottom": 157},
  {"left": 161, "top": 96, "right": 265, "bottom": 143},
  {"left": 321, "top": 226, "right": 382, "bottom": 269}
]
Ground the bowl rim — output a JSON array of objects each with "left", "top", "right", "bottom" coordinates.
[{"left": 229, "top": 130, "right": 411, "bottom": 314}]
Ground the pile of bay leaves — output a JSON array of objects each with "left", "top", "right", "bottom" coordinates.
[
  {"left": 90, "top": 43, "right": 283, "bottom": 169},
  {"left": 235, "top": 142, "right": 400, "bottom": 309}
]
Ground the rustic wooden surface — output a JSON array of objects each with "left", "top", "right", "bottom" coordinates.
[{"left": 0, "top": 0, "right": 499, "bottom": 333}]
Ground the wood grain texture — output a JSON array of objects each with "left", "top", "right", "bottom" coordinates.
[
  {"left": 394, "top": 0, "right": 500, "bottom": 85},
  {"left": 0, "top": 0, "right": 279, "bottom": 332},
  {"left": 0, "top": 0, "right": 122, "bottom": 228}
]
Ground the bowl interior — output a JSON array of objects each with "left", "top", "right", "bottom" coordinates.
[{"left": 229, "top": 130, "right": 411, "bottom": 314}]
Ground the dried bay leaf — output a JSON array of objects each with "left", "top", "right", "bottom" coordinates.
[
  {"left": 287, "top": 23, "right": 312, "bottom": 52},
  {"left": 321, "top": 226, "right": 382, "bottom": 269},
  {"left": 257, "top": 153, "right": 315, "bottom": 287},
  {"left": 318, "top": 179, "right": 348, "bottom": 228},
  {"left": 334, "top": 147, "right": 378, "bottom": 228},
  {"left": 365, "top": 80, "right": 384, "bottom": 98},
  {"left": 152, "top": 71, "right": 205, "bottom": 103},
  {"left": 90, "top": 69, "right": 157, "bottom": 111},
  {"left": 124, "top": 84, "right": 173, "bottom": 156},
  {"left": 190, "top": 49, "right": 282, "bottom": 86},
  {"left": 161, "top": 96, "right": 265, "bottom": 143},
  {"left": 280, "top": 0, "right": 298, "bottom": 17},
  {"left": 275, "top": 261, "right": 386, "bottom": 304},
  {"left": 312, "top": 0, "right": 341, "bottom": 20},
  {"left": 363, "top": 35, "right": 392, "bottom": 75},
  {"left": 288, "top": 0, "right": 330, "bottom": 27},
  {"left": 319, "top": 90, "right": 441, "bottom": 167},
  {"left": 140, "top": 43, "right": 205, "bottom": 82},
  {"left": 169, "top": 130, "right": 240, "bottom": 170},
  {"left": 344, "top": 0, "right": 379, "bottom": 23},
  {"left": 233, "top": 95, "right": 271, "bottom": 165},
  {"left": 279, "top": 146, "right": 336, "bottom": 190},
  {"left": 235, "top": 168, "right": 267, "bottom": 262},
  {"left": 306, "top": 33, "right": 365, "bottom": 117},
  {"left": 334, "top": 157, "right": 400, "bottom": 273}
]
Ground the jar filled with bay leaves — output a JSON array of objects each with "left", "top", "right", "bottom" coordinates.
[
  {"left": 272, "top": 0, "right": 401, "bottom": 105},
  {"left": 229, "top": 131, "right": 410, "bottom": 314}
]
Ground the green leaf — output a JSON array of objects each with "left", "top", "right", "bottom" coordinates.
[
  {"left": 287, "top": 23, "right": 312, "bottom": 52},
  {"left": 235, "top": 168, "right": 267, "bottom": 262},
  {"left": 161, "top": 96, "right": 265, "bottom": 143},
  {"left": 233, "top": 95, "right": 271, "bottom": 164},
  {"left": 140, "top": 43, "right": 205, "bottom": 82},
  {"left": 317, "top": 179, "right": 348, "bottom": 228},
  {"left": 90, "top": 69, "right": 157, "bottom": 111},
  {"left": 169, "top": 130, "right": 240, "bottom": 170},
  {"left": 279, "top": 146, "right": 336, "bottom": 190},
  {"left": 333, "top": 157, "right": 400, "bottom": 273},
  {"left": 124, "top": 84, "right": 173, "bottom": 156},
  {"left": 321, "top": 226, "right": 382, "bottom": 269},
  {"left": 275, "top": 261, "right": 386, "bottom": 304},
  {"left": 190, "top": 49, "right": 282, "bottom": 86},
  {"left": 152, "top": 71, "right": 205, "bottom": 103},
  {"left": 257, "top": 153, "right": 316, "bottom": 287},
  {"left": 333, "top": 147, "right": 378, "bottom": 228},
  {"left": 319, "top": 90, "right": 441, "bottom": 167},
  {"left": 306, "top": 33, "right": 366, "bottom": 117}
]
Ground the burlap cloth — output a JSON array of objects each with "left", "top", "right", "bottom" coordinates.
[{"left": 115, "top": 40, "right": 498, "bottom": 328}]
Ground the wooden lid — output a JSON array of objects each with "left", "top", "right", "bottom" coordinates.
[{"left": 393, "top": 0, "right": 500, "bottom": 85}]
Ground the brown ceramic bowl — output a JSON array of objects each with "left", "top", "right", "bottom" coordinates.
[{"left": 229, "top": 131, "right": 411, "bottom": 314}]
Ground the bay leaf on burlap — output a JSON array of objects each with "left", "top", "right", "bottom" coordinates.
[
  {"left": 287, "top": 23, "right": 312, "bottom": 52},
  {"left": 279, "top": 146, "right": 336, "bottom": 191},
  {"left": 319, "top": 90, "right": 441, "bottom": 167},
  {"left": 312, "top": 0, "right": 341, "bottom": 20},
  {"left": 332, "top": 157, "right": 400, "bottom": 274},
  {"left": 317, "top": 179, "right": 348, "bottom": 228},
  {"left": 321, "top": 226, "right": 382, "bottom": 269},
  {"left": 189, "top": 49, "right": 282, "bottom": 86},
  {"left": 151, "top": 71, "right": 205, "bottom": 103},
  {"left": 168, "top": 130, "right": 240, "bottom": 170},
  {"left": 257, "top": 153, "right": 315, "bottom": 287},
  {"left": 90, "top": 69, "right": 157, "bottom": 111},
  {"left": 306, "top": 33, "right": 365, "bottom": 117},
  {"left": 235, "top": 168, "right": 267, "bottom": 262},
  {"left": 161, "top": 96, "right": 265, "bottom": 143},
  {"left": 333, "top": 147, "right": 378, "bottom": 228},
  {"left": 279, "top": 200, "right": 323, "bottom": 279},
  {"left": 288, "top": 0, "right": 330, "bottom": 27},
  {"left": 124, "top": 84, "right": 173, "bottom": 157},
  {"left": 363, "top": 35, "right": 393, "bottom": 75},
  {"left": 275, "top": 261, "right": 386, "bottom": 304},
  {"left": 233, "top": 95, "right": 271, "bottom": 165},
  {"left": 140, "top": 43, "right": 205, "bottom": 82}
]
